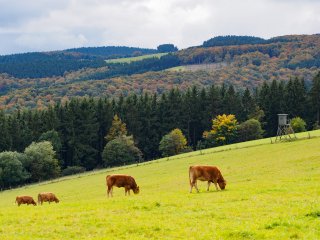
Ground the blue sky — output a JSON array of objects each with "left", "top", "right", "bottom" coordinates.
[{"left": 0, "top": 0, "right": 319, "bottom": 55}]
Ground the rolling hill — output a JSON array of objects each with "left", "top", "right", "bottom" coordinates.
[
  {"left": 0, "top": 131, "right": 319, "bottom": 239},
  {"left": 0, "top": 34, "right": 319, "bottom": 111}
]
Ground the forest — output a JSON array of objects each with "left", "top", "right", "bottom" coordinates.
[
  {"left": 0, "top": 72, "right": 319, "bottom": 189},
  {"left": 0, "top": 46, "right": 158, "bottom": 78},
  {"left": 1, "top": 34, "right": 319, "bottom": 112}
]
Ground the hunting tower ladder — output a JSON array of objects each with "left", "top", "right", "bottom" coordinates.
[{"left": 275, "top": 114, "right": 296, "bottom": 142}]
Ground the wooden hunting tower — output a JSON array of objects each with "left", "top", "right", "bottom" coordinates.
[{"left": 275, "top": 114, "right": 296, "bottom": 141}]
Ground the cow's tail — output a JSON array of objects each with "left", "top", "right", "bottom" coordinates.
[
  {"left": 106, "top": 175, "right": 111, "bottom": 187},
  {"left": 189, "top": 166, "right": 193, "bottom": 186},
  {"left": 37, "top": 194, "right": 41, "bottom": 205}
]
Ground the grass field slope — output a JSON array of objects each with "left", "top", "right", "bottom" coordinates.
[
  {"left": 105, "top": 53, "right": 167, "bottom": 63},
  {"left": 1, "top": 131, "right": 320, "bottom": 239}
]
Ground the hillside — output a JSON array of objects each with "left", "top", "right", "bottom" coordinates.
[
  {"left": 0, "top": 46, "right": 157, "bottom": 78},
  {"left": 0, "top": 131, "right": 320, "bottom": 239},
  {"left": 0, "top": 34, "right": 319, "bottom": 111}
]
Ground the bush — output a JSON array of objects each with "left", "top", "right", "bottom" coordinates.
[
  {"left": 159, "top": 129, "right": 188, "bottom": 157},
  {"left": 180, "top": 146, "right": 193, "bottom": 154},
  {"left": 23, "top": 141, "right": 61, "bottom": 182},
  {"left": 290, "top": 117, "right": 306, "bottom": 133},
  {"left": 102, "top": 136, "right": 142, "bottom": 167},
  {"left": 0, "top": 151, "right": 29, "bottom": 189},
  {"left": 62, "top": 166, "right": 86, "bottom": 176},
  {"left": 203, "top": 114, "right": 238, "bottom": 145},
  {"left": 238, "top": 119, "right": 264, "bottom": 142}
]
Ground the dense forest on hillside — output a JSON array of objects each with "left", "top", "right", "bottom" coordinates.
[
  {"left": 0, "top": 52, "right": 107, "bottom": 78},
  {"left": 1, "top": 72, "right": 319, "bottom": 181},
  {"left": 202, "top": 35, "right": 297, "bottom": 48},
  {"left": 0, "top": 34, "right": 319, "bottom": 112},
  {"left": 0, "top": 46, "right": 158, "bottom": 78},
  {"left": 203, "top": 35, "right": 267, "bottom": 47},
  {"left": 65, "top": 46, "right": 157, "bottom": 58}
]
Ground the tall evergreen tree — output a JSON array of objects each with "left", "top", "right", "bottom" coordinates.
[
  {"left": 310, "top": 72, "right": 320, "bottom": 127},
  {"left": 241, "top": 88, "right": 256, "bottom": 122},
  {"left": 0, "top": 111, "right": 10, "bottom": 152},
  {"left": 105, "top": 114, "right": 128, "bottom": 142}
]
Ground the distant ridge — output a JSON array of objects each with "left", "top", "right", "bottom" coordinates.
[
  {"left": 64, "top": 46, "right": 157, "bottom": 58},
  {"left": 202, "top": 35, "right": 298, "bottom": 47}
]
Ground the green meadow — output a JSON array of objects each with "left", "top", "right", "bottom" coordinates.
[
  {"left": 1, "top": 131, "right": 320, "bottom": 239},
  {"left": 105, "top": 53, "right": 167, "bottom": 64}
]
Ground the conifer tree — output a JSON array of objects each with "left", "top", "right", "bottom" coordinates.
[
  {"left": 105, "top": 114, "right": 128, "bottom": 142},
  {"left": 241, "top": 88, "right": 256, "bottom": 121},
  {"left": 310, "top": 72, "right": 320, "bottom": 127}
]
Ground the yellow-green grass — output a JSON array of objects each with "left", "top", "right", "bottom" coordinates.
[
  {"left": 1, "top": 131, "right": 320, "bottom": 239},
  {"left": 105, "top": 53, "right": 167, "bottom": 64}
]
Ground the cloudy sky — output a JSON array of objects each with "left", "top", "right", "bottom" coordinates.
[{"left": 0, "top": 0, "right": 319, "bottom": 55}]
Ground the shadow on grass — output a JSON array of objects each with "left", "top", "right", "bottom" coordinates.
[{"left": 189, "top": 189, "right": 229, "bottom": 194}]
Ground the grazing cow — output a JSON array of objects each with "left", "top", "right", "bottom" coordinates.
[
  {"left": 15, "top": 196, "right": 37, "bottom": 206},
  {"left": 106, "top": 174, "right": 139, "bottom": 197},
  {"left": 38, "top": 192, "right": 59, "bottom": 205},
  {"left": 189, "top": 165, "right": 226, "bottom": 193}
]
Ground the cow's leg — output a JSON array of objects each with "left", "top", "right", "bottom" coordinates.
[
  {"left": 194, "top": 181, "right": 199, "bottom": 193},
  {"left": 207, "top": 181, "right": 211, "bottom": 191},
  {"left": 108, "top": 186, "right": 113, "bottom": 197},
  {"left": 213, "top": 181, "right": 219, "bottom": 191},
  {"left": 125, "top": 186, "right": 130, "bottom": 196},
  {"left": 107, "top": 186, "right": 112, "bottom": 197},
  {"left": 195, "top": 184, "right": 199, "bottom": 193},
  {"left": 190, "top": 180, "right": 195, "bottom": 193}
]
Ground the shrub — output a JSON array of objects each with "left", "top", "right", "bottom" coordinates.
[
  {"left": 290, "top": 117, "right": 306, "bottom": 133},
  {"left": 23, "top": 141, "right": 61, "bottom": 182},
  {"left": 0, "top": 151, "right": 29, "bottom": 189},
  {"left": 62, "top": 166, "right": 86, "bottom": 176},
  {"left": 203, "top": 114, "right": 238, "bottom": 145},
  {"left": 102, "top": 135, "right": 142, "bottom": 167},
  {"left": 238, "top": 119, "right": 264, "bottom": 142},
  {"left": 159, "top": 128, "right": 188, "bottom": 157}
]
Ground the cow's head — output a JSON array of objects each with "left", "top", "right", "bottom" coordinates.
[
  {"left": 218, "top": 178, "right": 226, "bottom": 190},
  {"left": 133, "top": 186, "right": 140, "bottom": 194},
  {"left": 54, "top": 197, "right": 60, "bottom": 203},
  {"left": 32, "top": 200, "right": 37, "bottom": 206}
]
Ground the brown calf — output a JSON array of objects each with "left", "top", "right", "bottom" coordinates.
[
  {"left": 15, "top": 196, "right": 37, "bottom": 206},
  {"left": 38, "top": 192, "right": 59, "bottom": 205},
  {"left": 189, "top": 165, "right": 226, "bottom": 193},
  {"left": 106, "top": 174, "right": 139, "bottom": 197}
]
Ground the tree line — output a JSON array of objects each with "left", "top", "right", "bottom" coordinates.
[
  {"left": 0, "top": 72, "right": 319, "bottom": 189},
  {"left": 202, "top": 35, "right": 295, "bottom": 48}
]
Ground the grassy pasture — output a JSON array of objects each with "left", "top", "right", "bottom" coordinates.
[
  {"left": 105, "top": 53, "right": 167, "bottom": 64},
  {"left": 1, "top": 131, "right": 320, "bottom": 239}
]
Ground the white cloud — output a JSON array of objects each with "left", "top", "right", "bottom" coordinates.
[{"left": 0, "top": 0, "right": 319, "bottom": 55}]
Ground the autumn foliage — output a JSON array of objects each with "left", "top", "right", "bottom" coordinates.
[{"left": 203, "top": 114, "right": 238, "bottom": 145}]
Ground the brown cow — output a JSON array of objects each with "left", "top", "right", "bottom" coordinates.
[
  {"left": 38, "top": 192, "right": 59, "bottom": 205},
  {"left": 15, "top": 196, "right": 37, "bottom": 206},
  {"left": 106, "top": 174, "right": 139, "bottom": 197},
  {"left": 189, "top": 165, "right": 226, "bottom": 193}
]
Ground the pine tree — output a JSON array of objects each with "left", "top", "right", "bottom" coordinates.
[
  {"left": 310, "top": 72, "right": 320, "bottom": 127},
  {"left": 0, "top": 111, "right": 10, "bottom": 152},
  {"left": 241, "top": 88, "right": 256, "bottom": 121},
  {"left": 105, "top": 114, "right": 128, "bottom": 142}
]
